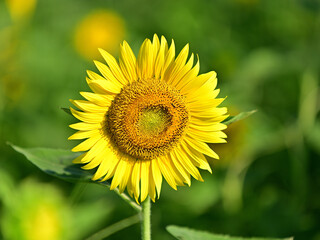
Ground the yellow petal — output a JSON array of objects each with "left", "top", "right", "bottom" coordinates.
[
  {"left": 174, "top": 146, "right": 203, "bottom": 181},
  {"left": 70, "top": 108, "right": 104, "bottom": 123},
  {"left": 157, "top": 157, "right": 177, "bottom": 190},
  {"left": 82, "top": 155, "right": 102, "bottom": 170},
  {"left": 170, "top": 53, "right": 194, "bottom": 87},
  {"left": 70, "top": 99, "right": 108, "bottom": 112},
  {"left": 154, "top": 36, "right": 168, "bottom": 79},
  {"left": 148, "top": 170, "right": 156, "bottom": 202},
  {"left": 210, "top": 114, "right": 229, "bottom": 123},
  {"left": 184, "top": 136, "right": 220, "bottom": 159},
  {"left": 126, "top": 175, "right": 134, "bottom": 198},
  {"left": 110, "top": 157, "right": 134, "bottom": 193},
  {"left": 140, "top": 160, "right": 151, "bottom": 202},
  {"left": 68, "top": 129, "right": 100, "bottom": 140},
  {"left": 151, "top": 159, "right": 162, "bottom": 198},
  {"left": 73, "top": 151, "right": 91, "bottom": 165},
  {"left": 189, "top": 122, "right": 227, "bottom": 132},
  {"left": 119, "top": 159, "right": 134, "bottom": 193},
  {"left": 175, "top": 57, "right": 200, "bottom": 91},
  {"left": 180, "top": 141, "right": 212, "bottom": 173},
  {"left": 188, "top": 98, "right": 225, "bottom": 112},
  {"left": 72, "top": 153, "right": 86, "bottom": 164},
  {"left": 119, "top": 41, "right": 137, "bottom": 83},
  {"left": 152, "top": 34, "right": 160, "bottom": 66},
  {"left": 87, "top": 70, "right": 105, "bottom": 81},
  {"left": 164, "top": 44, "right": 189, "bottom": 84},
  {"left": 86, "top": 72, "right": 108, "bottom": 94},
  {"left": 169, "top": 151, "right": 191, "bottom": 186},
  {"left": 190, "top": 114, "right": 228, "bottom": 126},
  {"left": 131, "top": 161, "right": 141, "bottom": 203},
  {"left": 98, "top": 48, "right": 128, "bottom": 85},
  {"left": 89, "top": 79, "right": 121, "bottom": 94},
  {"left": 93, "top": 62, "right": 124, "bottom": 89},
  {"left": 137, "top": 39, "right": 154, "bottom": 79},
  {"left": 71, "top": 135, "right": 101, "bottom": 152},
  {"left": 190, "top": 108, "right": 226, "bottom": 117},
  {"left": 92, "top": 158, "right": 110, "bottom": 180},
  {"left": 165, "top": 156, "right": 185, "bottom": 186},
  {"left": 80, "top": 92, "right": 112, "bottom": 106},
  {"left": 190, "top": 107, "right": 228, "bottom": 119},
  {"left": 100, "top": 155, "right": 120, "bottom": 182},
  {"left": 69, "top": 122, "right": 101, "bottom": 131},
  {"left": 186, "top": 81, "right": 219, "bottom": 102},
  {"left": 187, "top": 130, "right": 227, "bottom": 144},
  {"left": 180, "top": 71, "right": 216, "bottom": 94},
  {"left": 91, "top": 147, "right": 116, "bottom": 180},
  {"left": 77, "top": 138, "right": 108, "bottom": 163},
  {"left": 161, "top": 39, "right": 175, "bottom": 79}
]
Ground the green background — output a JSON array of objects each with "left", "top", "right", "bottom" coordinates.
[{"left": 0, "top": 0, "right": 319, "bottom": 239}]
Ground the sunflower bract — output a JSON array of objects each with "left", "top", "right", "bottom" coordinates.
[{"left": 69, "top": 34, "right": 228, "bottom": 203}]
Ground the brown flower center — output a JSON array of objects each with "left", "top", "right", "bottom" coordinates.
[{"left": 105, "top": 79, "right": 189, "bottom": 160}]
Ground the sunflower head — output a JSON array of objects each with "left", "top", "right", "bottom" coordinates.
[{"left": 69, "top": 34, "right": 228, "bottom": 202}]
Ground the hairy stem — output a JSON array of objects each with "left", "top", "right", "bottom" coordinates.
[{"left": 141, "top": 197, "right": 151, "bottom": 240}]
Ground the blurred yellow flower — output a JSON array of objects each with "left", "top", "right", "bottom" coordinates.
[
  {"left": 69, "top": 34, "right": 228, "bottom": 203},
  {"left": 5, "top": 0, "right": 37, "bottom": 21},
  {"left": 1, "top": 179, "right": 72, "bottom": 240},
  {"left": 24, "top": 204, "right": 61, "bottom": 240},
  {"left": 74, "top": 10, "right": 126, "bottom": 60}
]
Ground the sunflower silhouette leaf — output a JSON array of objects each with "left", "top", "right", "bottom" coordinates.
[
  {"left": 223, "top": 110, "right": 257, "bottom": 125},
  {"left": 9, "top": 143, "right": 92, "bottom": 182},
  {"left": 167, "top": 225, "right": 293, "bottom": 240}
]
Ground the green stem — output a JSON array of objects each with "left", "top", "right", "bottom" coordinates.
[
  {"left": 98, "top": 182, "right": 142, "bottom": 212},
  {"left": 114, "top": 188, "right": 142, "bottom": 213},
  {"left": 86, "top": 214, "right": 140, "bottom": 240},
  {"left": 69, "top": 183, "right": 88, "bottom": 205},
  {"left": 141, "top": 197, "right": 151, "bottom": 240}
]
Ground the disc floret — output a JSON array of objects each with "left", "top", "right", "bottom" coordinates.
[{"left": 106, "top": 79, "right": 189, "bottom": 160}]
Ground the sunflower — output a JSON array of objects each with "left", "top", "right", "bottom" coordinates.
[{"left": 69, "top": 34, "right": 227, "bottom": 202}]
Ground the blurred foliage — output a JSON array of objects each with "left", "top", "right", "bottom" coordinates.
[
  {"left": 167, "top": 225, "right": 293, "bottom": 240},
  {"left": 0, "top": 0, "right": 319, "bottom": 239},
  {"left": 0, "top": 170, "right": 113, "bottom": 240}
]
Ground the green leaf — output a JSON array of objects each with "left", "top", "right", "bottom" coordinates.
[
  {"left": 9, "top": 143, "right": 142, "bottom": 212},
  {"left": 61, "top": 107, "right": 72, "bottom": 116},
  {"left": 9, "top": 143, "right": 92, "bottom": 182},
  {"left": 166, "top": 225, "right": 293, "bottom": 240},
  {"left": 223, "top": 110, "right": 257, "bottom": 125}
]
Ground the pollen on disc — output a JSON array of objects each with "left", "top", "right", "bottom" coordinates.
[{"left": 105, "top": 79, "right": 189, "bottom": 160}]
